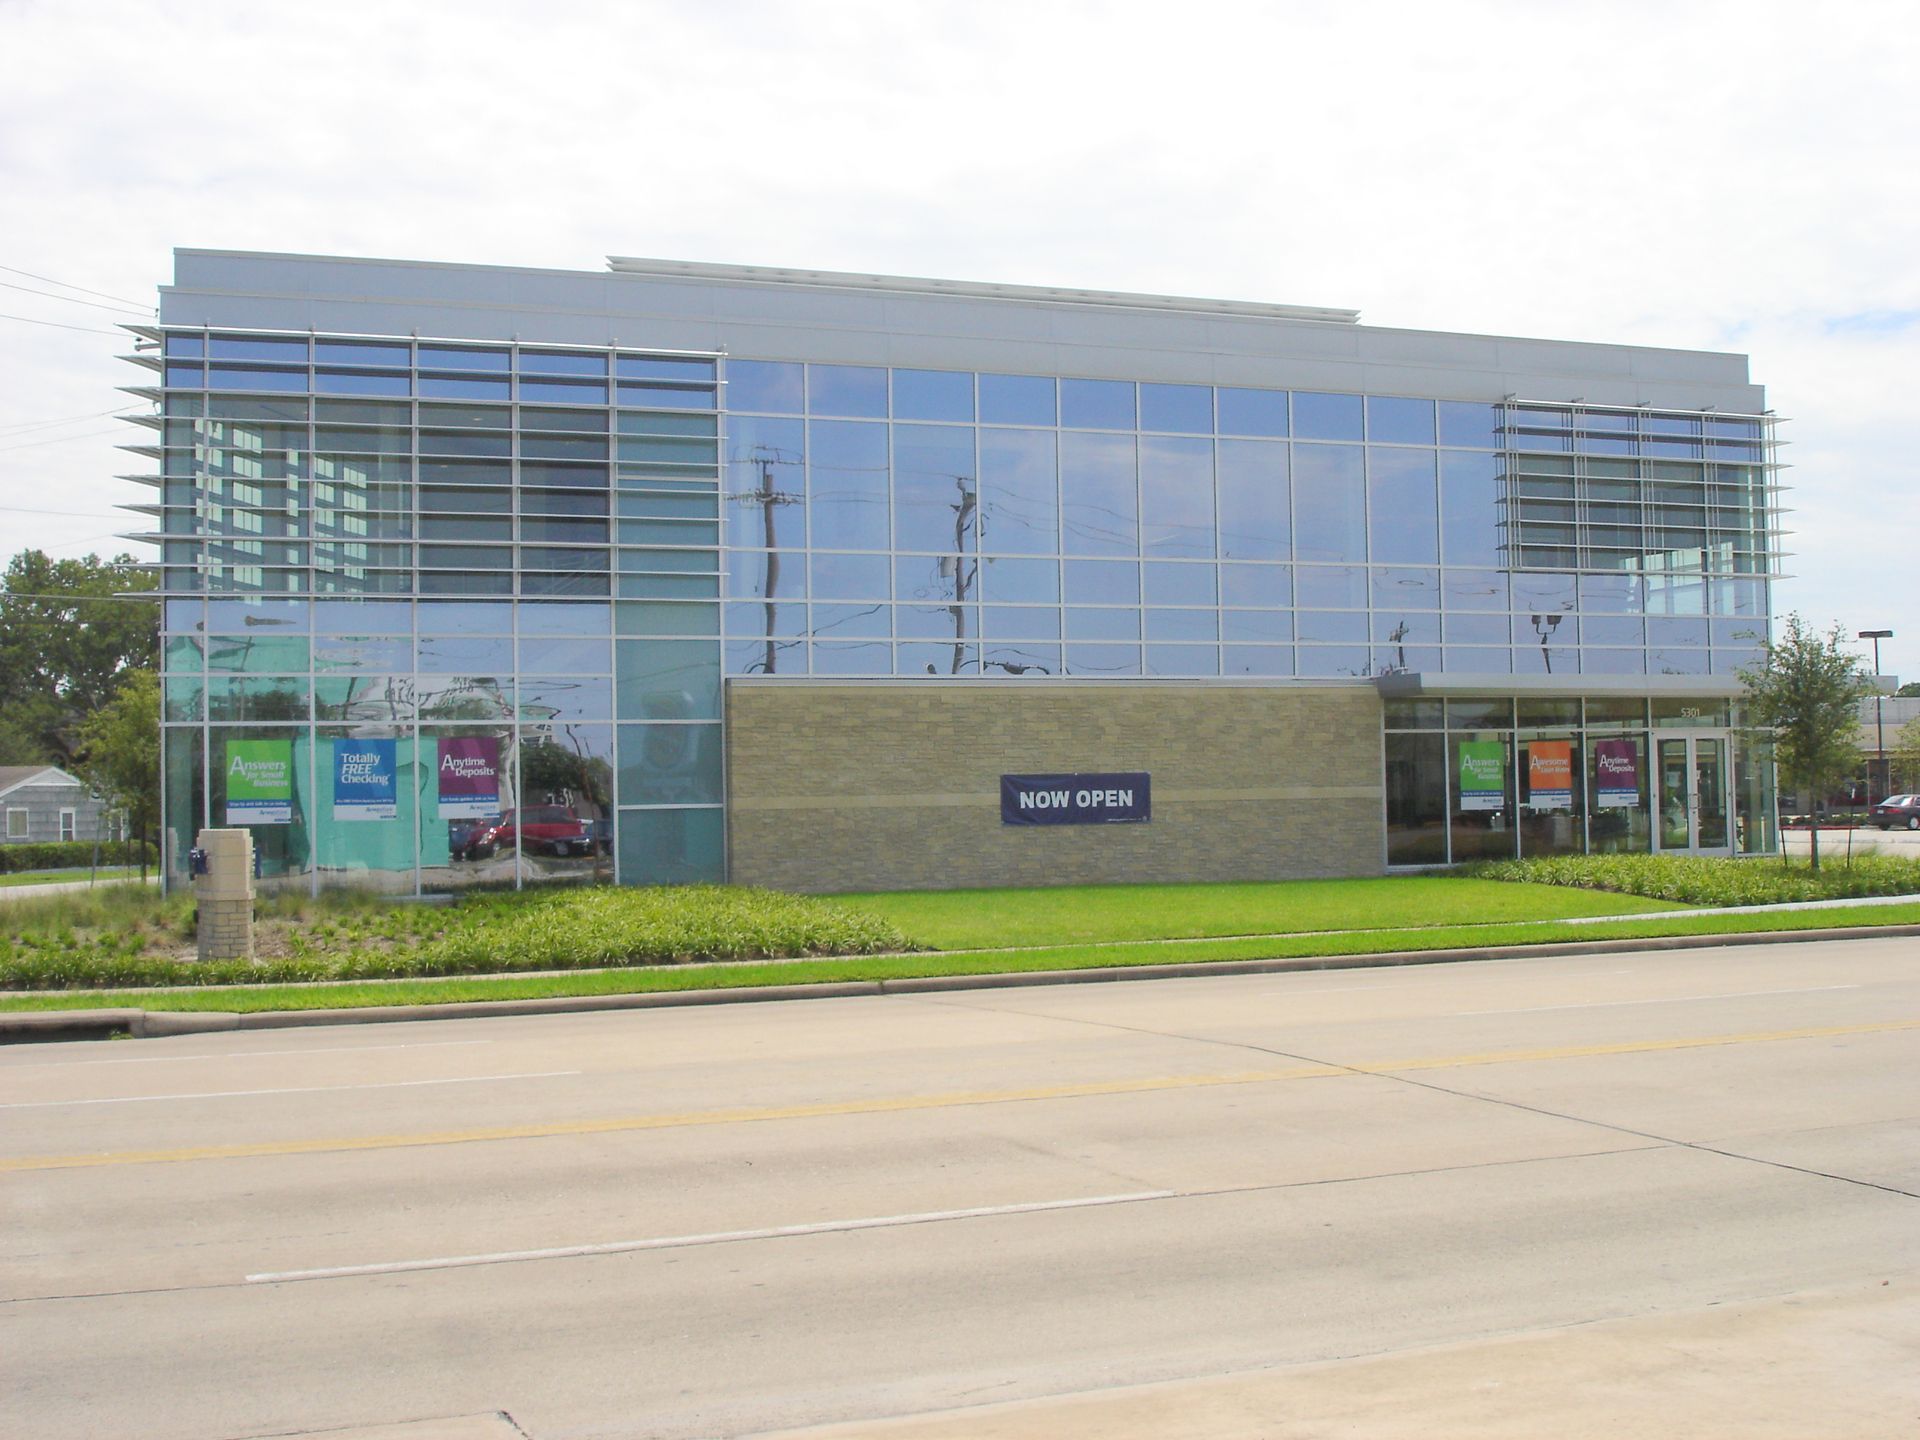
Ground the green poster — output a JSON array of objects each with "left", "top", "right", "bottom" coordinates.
[
  {"left": 1457, "top": 740, "right": 1505, "bottom": 812},
  {"left": 226, "top": 738, "right": 294, "bottom": 824}
]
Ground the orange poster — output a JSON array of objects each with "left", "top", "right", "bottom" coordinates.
[{"left": 1528, "top": 740, "right": 1572, "bottom": 807}]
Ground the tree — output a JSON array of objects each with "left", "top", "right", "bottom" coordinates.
[
  {"left": 0, "top": 550, "right": 158, "bottom": 766},
  {"left": 1737, "top": 615, "right": 1873, "bottom": 870},
  {"left": 76, "top": 670, "right": 162, "bottom": 882},
  {"left": 1892, "top": 716, "right": 1920, "bottom": 794}
]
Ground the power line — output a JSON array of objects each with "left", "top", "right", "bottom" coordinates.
[
  {"left": 0, "top": 279, "right": 149, "bottom": 317},
  {"left": 0, "top": 505, "right": 133, "bottom": 518},
  {"left": 0, "top": 311, "right": 128, "bottom": 337},
  {"left": 0, "top": 426, "right": 133, "bottom": 454},
  {"left": 0, "top": 263, "right": 150, "bottom": 310},
  {"left": 0, "top": 408, "right": 139, "bottom": 436}
]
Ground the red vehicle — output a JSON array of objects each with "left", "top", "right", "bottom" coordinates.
[{"left": 461, "top": 805, "right": 594, "bottom": 859}]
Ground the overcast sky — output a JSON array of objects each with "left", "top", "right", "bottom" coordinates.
[{"left": 2, "top": 0, "right": 1914, "bottom": 679}]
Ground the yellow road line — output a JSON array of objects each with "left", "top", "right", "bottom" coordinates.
[{"left": 4, "top": 1019, "right": 1915, "bottom": 1175}]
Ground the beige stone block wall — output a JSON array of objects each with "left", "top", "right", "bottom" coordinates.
[{"left": 726, "top": 681, "right": 1385, "bottom": 893}]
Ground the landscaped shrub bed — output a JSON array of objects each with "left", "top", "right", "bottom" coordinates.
[
  {"left": 1464, "top": 852, "right": 1920, "bottom": 906},
  {"left": 0, "top": 839, "right": 159, "bottom": 874},
  {"left": 0, "top": 884, "right": 911, "bottom": 990}
]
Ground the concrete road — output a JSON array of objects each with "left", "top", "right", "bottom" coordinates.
[
  {"left": 2, "top": 937, "right": 1916, "bottom": 1440},
  {"left": 1783, "top": 825, "right": 1920, "bottom": 857}
]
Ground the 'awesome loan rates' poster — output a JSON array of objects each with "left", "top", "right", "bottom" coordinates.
[{"left": 437, "top": 736, "right": 500, "bottom": 818}]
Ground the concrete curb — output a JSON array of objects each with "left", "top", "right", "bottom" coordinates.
[{"left": 4, "top": 920, "right": 1917, "bottom": 1044}]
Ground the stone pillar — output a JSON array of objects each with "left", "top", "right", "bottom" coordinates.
[{"left": 194, "top": 828, "right": 256, "bottom": 961}]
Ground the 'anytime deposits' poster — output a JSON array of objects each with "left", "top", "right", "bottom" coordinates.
[
  {"left": 225, "top": 739, "right": 293, "bottom": 824},
  {"left": 1594, "top": 739, "right": 1640, "bottom": 807},
  {"left": 437, "top": 736, "right": 500, "bottom": 818},
  {"left": 333, "top": 739, "right": 398, "bottom": 821}
]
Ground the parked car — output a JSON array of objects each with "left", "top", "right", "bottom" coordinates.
[
  {"left": 1869, "top": 794, "right": 1920, "bottom": 830},
  {"left": 446, "top": 816, "right": 497, "bottom": 858},
  {"left": 461, "top": 805, "right": 594, "bottom": 859}
]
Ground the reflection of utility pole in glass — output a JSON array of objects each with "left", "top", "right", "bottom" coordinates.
[
  {"left": 1531, "top": 612, "right": 1562, "bottom": 673},
  {"left": 1386, "top": 619, "right": 1409, "bottom": 675},
  {"left": 1860, "top": 628, "right": 1893, "bottom": 802},
  {"left": 725, "top": 447, "right": 801, "bottom": 674},
  {"left": 942, "top": 474, "right": 977, "bottom": 675}
]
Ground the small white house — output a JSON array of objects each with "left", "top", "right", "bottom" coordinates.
[{"left": 0, "top": 766, "right": 120, "bottom": 847}]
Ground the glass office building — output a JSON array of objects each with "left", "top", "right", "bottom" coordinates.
[{"left": 124, "top": 252, "right": 1783, "bottom": 893}]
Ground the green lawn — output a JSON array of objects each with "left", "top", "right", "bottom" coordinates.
[
  {"left": 4, "top": 899, "right": 1914, "bottom": 1015},
  {"left": 0, "top": 867, "right": 147, "bottom": 889},
  {"left": 834, "top": 875, "right": 1686, "bottom": 950}
]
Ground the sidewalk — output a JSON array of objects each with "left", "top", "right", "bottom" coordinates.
[{"left": 0, "top": 874, "right": 158, "bottom": 902}]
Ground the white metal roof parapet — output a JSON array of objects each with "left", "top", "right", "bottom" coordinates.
[{"left": 605, "top": 256, "right": 1363, "bottom": 326}]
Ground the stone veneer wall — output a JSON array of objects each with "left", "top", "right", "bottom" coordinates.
[{"left": 726, "top": 681, "right": 1385, "bottom": 893}]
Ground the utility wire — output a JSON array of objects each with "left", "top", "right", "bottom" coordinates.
[
  {"left": 0, "top": 505, "right": 134, "bottom": 518},
  {"left": 0, "top": 311, "right": 128, "bottom": 337},
  {"left": 0, "top": 279, "right": 150, "bottom": 317},
  {"left": 0, "top": 426, "right": 134, "bottom": 454},
  {"left": 0, "top": 263, "right": 150, "bottom": 310},
  {"left": 0, "top": 408, "right": 138, "bottom": 436}
]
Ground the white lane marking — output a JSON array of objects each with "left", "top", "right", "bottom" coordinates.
[
  {"left": 245, "top": 1190, "right": 1178, "bottom": 1283},
  {"left": 1445, "top": 985, "right": 1860, "bottom": 1017},
  {"left": 0, "top": 1071, "right": 581, "bottom": 1109},
  {"left": 0, "top": 1040, "right": 492, "bottom": 1070}
]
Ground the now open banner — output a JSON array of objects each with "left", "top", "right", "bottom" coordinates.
[
  {"left": 1001, "top": 772, "right": 1150, "bottom": 826},
  {"left": 225, "top": 739, "right": 293, "bottom": 825}
]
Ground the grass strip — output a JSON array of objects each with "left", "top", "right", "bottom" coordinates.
[{"left": 6, "top": 899, "right": 1916, "bottom": 1016}]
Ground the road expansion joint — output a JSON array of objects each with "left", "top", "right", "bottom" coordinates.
[{"left": 910, "top": 994, "right": 1920, "bottom": 1204}]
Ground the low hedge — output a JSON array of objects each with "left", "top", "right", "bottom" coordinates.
[
  {"left": 0, "top": 839, "right": 158, "bottom": 874},
  {"left": 1464, "top": 852, "right": 1920, "bottom": 906}
]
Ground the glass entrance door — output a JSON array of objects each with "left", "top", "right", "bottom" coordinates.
[{"left": 1657, "top": 734, "right": 1731, "bottom": 854}]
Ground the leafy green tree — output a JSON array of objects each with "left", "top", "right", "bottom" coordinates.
[
  {"left": 75, "top": 669, "right": 161, "bottom": 882},
  {"left": 1892, "top": 716, "right": 1920, "bottom": 794},
  {"left": 1738, "top": 615, "right": 1873, "bottom": 870},
  {"left": 0, "top": 550, "right": 158, "bottom": 765},
  {"left": 1896, "top": 681, "right": 1920, "bottom": 698}
]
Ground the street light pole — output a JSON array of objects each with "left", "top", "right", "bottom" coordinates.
[{"left": 1859, "top": 629, "right": 1893, "bottom": 804}]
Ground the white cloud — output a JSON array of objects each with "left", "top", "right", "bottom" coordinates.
[{"left": 1, "top": 0, "right": 1913, "bottom": 675}]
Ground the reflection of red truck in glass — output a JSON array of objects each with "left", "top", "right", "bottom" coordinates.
[{"left": 459, "top": 805, "right": 593, "bottom": 859}]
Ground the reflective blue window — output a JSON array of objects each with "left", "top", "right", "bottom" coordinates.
[
  {"left": 984, "top": 643, "right": 1061, "bottom": 675},
  {"left": 208, "top": 366, "right": 305, "bottom": 393},
  {"left": 1220, "top": 562, "right": 1290, "bottom": 608},
  {"left": 979, "top": 429, "right": 1057, "bottom": 556},
  {"left": 1293, "top": 392, "right": 1363, "bottom": 441},
  {"left": 1297, "top": 644, "right": 1371, "bottom": 677},
  {"left": 980, "top": 556, "right": 1059, "bottom": 603},
  {"left": 1143, "top": 561, "right": 1215, "bottom": 607},
  {"left": 1146, "top": 644, "right": 1219, "bottom": 676},
  {"left": 519, "top": 378, "right": 607, "bottom": 404},
  {"left": 1223, "top": 646, "right": 1293, "bottom": 676},
  {"left": 1064, "top": 558, "right": 1139, "bottom": 605},
  {"left": 727, "top": 360, "right": 803, "bottom": 414},
  {"left": 1146, "top": 609, "right": 1217, "bottom": 641},
  {"left": 165, "top": 363, "right": 204, "bottom": 388},
  {"left": 809, "top": 551, "right": 890, "bottom": 600},
  {"left": 1446, "top": 613, "right": 1510, "bottom": 645},
  {"left": 210, "top": 335, "right": 306, "bottom": 363},
  {"left": 1442, "top": 569, "right": 1509, "bottom": 611},
  {"left": 1513, "top": 572, "right": 1577, "bottom": 614},
  {"left": 1293, "top": 444, "right": 1366, "bottom": 562},
  {"left": 1217, "top": 439, "right": 1289, "bottom": 561},
  {"left": 979, "top": 373, "right": 1056, "bottom": 426},
  {"left": 722, "top": 416, "right": 804, "bottom": 550},
  {"left": 520, "top": 351, "right": 606, "bottom": 376},
  {"left": 810, "top": 365, "right": 888, "bottom": 418},
  {"left": 984, "top": 605, "right": 1059, "bottom": 638},
  {"left": 315, "top": 370, "right": 410, "bottom": 397},
  {"left": 1368, "top": 449, "right": 1440, "bottom": 564},
  {"left": 1438, "top": 402, "right": 1500, "bottom": 449},
  {"left": 1065, "top": 644, "right": 1141, "bottom": 677},
  {"left": 1367, "top": 396, "right": 1435, "bottom": 445},
  {"left": 892, "top": 424, "right": 975, "bottom": 553},
  {"left": 618, "top": 356, "right": 714, "bottom": 382},
  {"left": 1217, "top": 387, "right": 1289, "bottom": 438},
  {"left": 1222, "top": 610, "right": 1293, "bottom": 642},
  {"left": 1298, "top": 611, "right": 1369, "bottom": 643},
  {"left": 1060, "top": 379, "right": 1135, "bottom": 430},
  {"left": 810, "top": 603, "right": 890, "bottom": 640},
  {"left": 1140, "top": 437, "right": 1214, "bottom": 558},
  {"left": 807, "top": 420, "right": 889, "bottom": 551},
  {"left": 1372, "top": 612, "right": 1440, "bottom": 644},
  {"left": 419, "top": 345, "right": 510, "bottom": 372},
  {"left": 811, "top": 640, "right": 890, "bottom": 674},
  {"left": 420, "top": 375, "right": 510, "bottom": 401},
  {"left": 1060, "top": 432, "right": 1137, "bottom": 557},
  {"left": 1580, "top": 573, "right": 1643, "bottom": 613},
  {"left": 897, "top": 604, "right": 974, "bottom": 640},
  {"left": 893, "top": 369, "right": 974, "bottom": 423},
  {"left": 1372, "top": 567, "right": 1441, "bottom": 610},
  {"left": 1139, "top": 383, "right": 1212, "bottom": 434},
  {"left": 1066, "top": 607, "right": 1140, "bottom": 641},
  {"left": 620, "top": 383, "right": 715, "bottom": 411},
  {"left": 315, "top": 340, "right": 408, "bottom": 368},
  {"left": 1296, "top": 564, "right": 1368, "bottom": 609},
  {"left": 1440, "top": 452, "right": 1503, "bottom": 567},
  {"left": 164, "top": 334, "right": 204, "bottom": 358}
]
